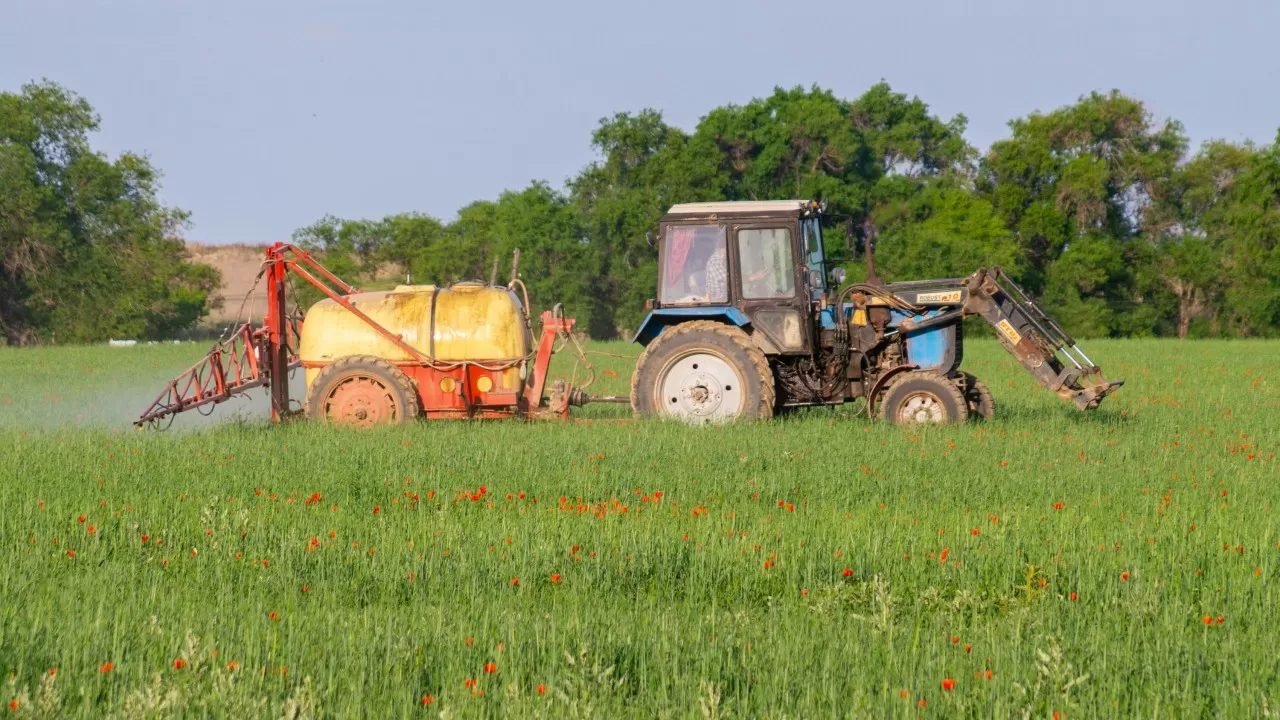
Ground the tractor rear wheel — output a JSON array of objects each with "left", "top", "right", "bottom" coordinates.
[
  {"left": 960, "top": 372, "right": 995, "bottom": 420},
  {"left": 306, "top": 355, "right": 421, "bottom": 427},
  {"left": 878, "top": 372, "right": 968, "bottom": 425},
  {"left": 630, "top": 321, "right": 774, "bottom": 423}
]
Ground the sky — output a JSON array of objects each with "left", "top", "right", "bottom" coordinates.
[{"left": 4, "top": 0, "right": 1279, "bottom": 245}]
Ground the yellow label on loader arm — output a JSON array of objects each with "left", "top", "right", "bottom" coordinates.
[{"left": 996, "top": 319, "right": 1023, "bottom": 344}]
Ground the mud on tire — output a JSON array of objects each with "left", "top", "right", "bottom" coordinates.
[
  {"left": 630, "top": 320, "right": 774, "bottom": 423},
  {"left": 959, "top": 371, "right": 995, "bottom": 420}
]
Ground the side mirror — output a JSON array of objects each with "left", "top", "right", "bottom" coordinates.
[
  {"left": 831, "top": 267, "right": 847, "bottom": 287},
  {"left": 645, "top": 231, "right": 656, "bottom": 248}
]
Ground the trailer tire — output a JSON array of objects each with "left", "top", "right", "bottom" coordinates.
[
  {"left": 960, "top": 372, "right": 995, "bottom": 420},
  {"left": 306, "top": 355, "right": 421, "bottom": 427},
  {"left": 630, "top": 320, "right": 774, "bottom": 423},
  {"left": 878, "top": 372, "right": 968, "bottom": 425}
]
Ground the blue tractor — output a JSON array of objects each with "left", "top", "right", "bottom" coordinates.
[{"left": 629, "top": 200, "right": 1122, "bottom": 424}]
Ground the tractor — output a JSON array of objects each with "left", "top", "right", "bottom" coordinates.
[{"left": 629, "top": 200, "right": 1122, "bottom": 424}]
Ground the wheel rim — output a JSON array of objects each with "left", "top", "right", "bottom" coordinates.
[
  {"left": 323, "top": 375, "right": 398, "bottom": 427},
  {"left": 655, "top": 350, "right": 745, "bottom": 423},
  {"left": 895, "top": 391, "right": 947, "bottom": 424}
]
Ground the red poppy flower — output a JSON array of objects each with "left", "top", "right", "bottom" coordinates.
[
  {"left": 78, "top": 515, "right": 85, "bottom": 523},
  {"left": 510, "top": 577, "right": 520, "bottom": 587},
  {"left": 269, "top": 612, "right": 279, "bottom": 621},
  {"left": 1202, "top": 615, "right": 1212, "bottom": 625},
  {"left": 800, "top": 588, "right": 809, "bottom": 596},
  {"left": 141, "top": 534, "right": 149, "bottom": 542},
  {"left": 465, "top": 637, "right": 474, "bottom": 646},
  {"left": 1216, "top": 616, "right": 1225, "bottom": 624},
  {"left": 463, "top": 678, "right": 477, "bottom": 688},
  {"left": 918, "top": 699, "right": 928, "bottom": 708},
  {"left": 550, "top": 574, "right": 562, "bottom": 583},
  {"left": 1069, "top": 592, "right": 1078, "bottom": 601},
  {"left": 484, "top": 662, "right": 497, "bottom": 674},
  {"left": 173, "top": 658, "right": 187, "bottom": 670},
  {"left": 842, "top": 568, "right": 853, "bottom": 577},
  {"left": 373, "top": 505, "right": 381, "bottom": 515},
  {"left": 420, "top": 695, "right": 435, "bottom": 705},
  {"left": 537, "top": 684, "right": 546, "bottom": 695},
  {"left": 1121, "top": 571, "right": 1130, "bottom": 581},
  {"left": 1053, "top": 502, "right": 1065, "bottom": 511},
  {"left": 942, "top": 678, "right": 955, "bottom": 691},
  {"left": 950, "top": 635, "right": 959, "bottom": 644},
  {"left": 66, "top": 549, "right": 75, "bottom": 558},
  {"left": 99, "top": 662, "right": 114, "bottom": 673}
]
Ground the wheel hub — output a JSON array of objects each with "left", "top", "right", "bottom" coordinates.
[
  {"left": 324, "top": 376, "right": 396, "bottom": 427},
  {"left": 658, "top": 352, "right": 744, "bottom": 423},
  {"left": 896, "top": 391, "right": 945, "bottom": 424}
]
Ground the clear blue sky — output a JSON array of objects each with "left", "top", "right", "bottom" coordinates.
[{"left": 4, "top": 0, "right": 1278, "bottom": 245}]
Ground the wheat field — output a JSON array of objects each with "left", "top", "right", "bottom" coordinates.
[{"left": 0, "top": 339, "right": 1276, "bottom": 718}]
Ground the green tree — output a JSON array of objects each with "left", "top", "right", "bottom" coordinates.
[
  {"left": 570, "top": 109, "right": 725, "bottom": 335},
  {"left": 0, "top": 81, "right": 217, "bottom": 344},
  {"left": 977, "top": 90, "right": 1187, "bottom": 336}
]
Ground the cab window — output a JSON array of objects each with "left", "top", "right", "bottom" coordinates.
[
  {"left": 737, "top": 228, "right": 795, "bottom": 300},
  {"left": 659, "top": 225, "right": 727, "bottom": 304}
]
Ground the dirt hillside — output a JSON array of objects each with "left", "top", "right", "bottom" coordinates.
[{"left": 186, "top": 243, "right": 270, "bottom": 324}]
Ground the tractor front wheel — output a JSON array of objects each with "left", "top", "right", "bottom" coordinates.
[
  {"left": 878, "top": 372, "right": 969, "bottom": 425},
  {"left": 306, "top": 355, "right": 421, "bottom": 427},
  {"left": 630, "top": 321, "right": 774, "bottom": 423}
]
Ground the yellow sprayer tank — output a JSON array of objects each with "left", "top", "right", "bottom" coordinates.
[{"left": 298, "top": 283, "right": 530, "bottom": 392}]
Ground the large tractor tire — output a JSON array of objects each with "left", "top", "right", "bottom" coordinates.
[
  {"left": 630, "top": 321, "right": 774, "bottom": 423},
  {"left": 877, "top": 372, "right": 969, "bottom": 425},
  {"left": 960, "top": 372, "right": 995, "bottom": 420},
  {"left": 306, "top": 355, "right": 421, "bottom": 427}
]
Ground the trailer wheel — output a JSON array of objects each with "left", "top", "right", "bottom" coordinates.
[
  {"left": 306, "top": 355, "right": 421, "bottom": 427},
  {"left": 630, "top": 321, "right": 774, "bottom": 423},
  {"left": 960, "top": 372, "right": 995, "bottom": 420},
  {"left": 878, "top": 372, "right": 968, "bottom": 425}
]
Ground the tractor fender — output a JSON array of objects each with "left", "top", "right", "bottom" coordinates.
[{"left": 631, "top": 307, "right": 752, "bottom": 347}]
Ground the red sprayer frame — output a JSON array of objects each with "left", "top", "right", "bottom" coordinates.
[{"left": 134, "top": 243, "right": 602, "bottom": 428}]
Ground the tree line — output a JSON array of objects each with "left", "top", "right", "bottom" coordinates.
[
  {"left": 4, "top": 80, "right": 1278, "bottom": 344},
  {"left": 296, "top": 84, "right": 1280, "bottom": 340},
  {"left": 1, "top": 82, "right": 218, "bottom": 345}
]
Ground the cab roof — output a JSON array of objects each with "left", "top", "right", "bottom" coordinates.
[{"left": 664, "top": 200, "right": 810, "bottom": 217}]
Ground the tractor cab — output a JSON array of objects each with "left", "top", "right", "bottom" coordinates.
[{"left": 636, "top": 200, "right": 832, "bottom": 355}]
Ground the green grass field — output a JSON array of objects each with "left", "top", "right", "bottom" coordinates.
[{"left": 0, "top": 339, "right": 1276, "bottom": 718}]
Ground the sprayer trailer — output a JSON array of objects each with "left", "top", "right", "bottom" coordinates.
[
  {"left": 135, "top": 244, "right": 623, "bottom": 428},
  {"left": 629, "top": 200, "right": 1122, "bottom": 424}
]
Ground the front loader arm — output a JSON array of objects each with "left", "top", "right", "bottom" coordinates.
[{"left": 960, "top": 268, "right": 1123, "bottom": 410}]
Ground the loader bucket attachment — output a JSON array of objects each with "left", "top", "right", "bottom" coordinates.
[{"left": 963, "top": 268, "right": 1123, "bottom": 411}]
